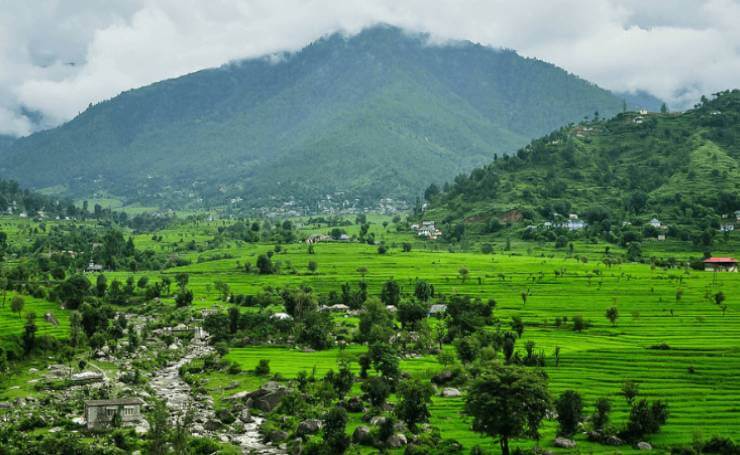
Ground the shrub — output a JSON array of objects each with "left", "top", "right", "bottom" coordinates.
[{"left": 255, "top": 359, "right": 270, "bottom": 376}]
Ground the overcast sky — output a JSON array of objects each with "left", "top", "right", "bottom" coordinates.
[{"left": 1, "top": 0, "right": 738, "bottom": 136}]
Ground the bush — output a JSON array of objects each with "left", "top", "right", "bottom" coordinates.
[{"left": 255, "top": 359, "right": 270, "bottom": 376}]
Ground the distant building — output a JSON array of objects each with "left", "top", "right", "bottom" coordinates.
[
  {"left": 657, "top": 234, "right": 666, "bottom": 241},
  {"left": 735, "top": 210, "right": 740, "bottom": 222},
  {"left": 86, "top": 262, "right": 104, "bottom": 273},
  {"left": 270, "top": 312, "right": 293, "bottom": 320},
  {"left": 649, "top": 218, "right": 662, "bottom": 228},
  {"left": 639, "top": 109, "right": 648, "bottom": 115},
  {"left": 703, "top": 257, "right": 738, "bottom": 272},
  {"left": 85, "top": 398, "right": 144, "bottom": 430},
  {"left": 428, "top": 304, "right": 447, "bottom": 316},
  {"left": 720, "top": 224, "right": 735, "bottom": 233}
]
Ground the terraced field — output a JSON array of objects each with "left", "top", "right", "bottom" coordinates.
[{"left": 0, "top": 292, "right": 70, "bottom": 345}]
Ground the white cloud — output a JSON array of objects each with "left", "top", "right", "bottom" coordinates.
[{"left": 0, "top": 0, "right": 738, "bottom": 136}]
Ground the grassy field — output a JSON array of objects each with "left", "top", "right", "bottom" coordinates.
[{"left": 1, "top": 214, "right": 738, "bottom": 451}]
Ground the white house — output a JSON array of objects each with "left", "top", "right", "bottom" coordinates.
[{"left": 649, "top": 218, "right": 661, "bottom": 228}]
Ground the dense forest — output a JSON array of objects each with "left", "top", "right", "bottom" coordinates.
[
  {"left": 0, "top": 26, "right": 657, "bottom": 211},
  {"left": 424, "top": 90, "right": 740, "bottom": 246}
]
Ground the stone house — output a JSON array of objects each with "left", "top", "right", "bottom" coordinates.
[{"left": 84, "top": 398, "right": 144, "bottom": 430}]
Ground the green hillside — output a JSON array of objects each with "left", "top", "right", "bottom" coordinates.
[
  {"left": 425, "top": 90, "right": 740, "bottom": 242},
  {"left": 1, "top": 26, "right": 636, "bottom": 211}
]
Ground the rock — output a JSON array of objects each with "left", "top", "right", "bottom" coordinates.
[
  {"left": 225, "top": 390, "right": 250, "bottom": 401},
  {"left": 352, "top": 425, "right": 373, "bottom": 445},
  {"left": 431, "top": 370, "right": 455, "bottom": 385},
  {"left": 191, "top": 423, "right": 205, "bottom": 434},
  {"left": 28, "top": 368, "right": 39, "bottom": 373},
  {"left": 224, "top": 381, "right": 240, "bottom": 390},
  {"left": 554, "top": 437, "right": 576, "bottom": 449},
  {"left": 387, "top": 433, "right": 407, "bottom": 448},
  {"left": 204, "top": 419, "right": 222, "bottom": 431},
  {"left": 345, "top": 396, "right": 364, "bottom": 413},
  {"left": 239, "top": 409, "right": 254, "bottom": 423},
  {"left": 134, "top": 420, "right": 150, "bottom": 435},
  {"left": 245, "top": 382, "right": 289, "bottom": 412},
  {"left": 297, "top": 419, "right": 322, "bottom": 435},
  {"left": 441, "top": 387, "right": 461, "bottom": 397},
  {"left": 48, "top": 427, "right": 62, "bottom": 433},
  {"left": 269, "top": 430, "right": 289, "bottom": 443},
  {"left": 0, "top": 402, "right": 10, "bottom": 409},
  {"left": 219, "top": 435, "right": 229, "bottom": 443},
  {"left": 605, "top": 435, "right": 625, "bottom": 446},
  {"left": 71, "top": 371, "right": 104, "bottom": 383},
  {"left": 370, "top": 415, "right": 387, "bottom": 426},
  {"left": 637, "top": 442, "right": 652, "bottom": 450}
]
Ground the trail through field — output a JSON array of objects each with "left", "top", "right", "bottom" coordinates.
[{"left": 150, "top": 333, "right": 281, "bottom": 454}]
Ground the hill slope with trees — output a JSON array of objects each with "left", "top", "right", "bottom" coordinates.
[
  {"left": 1, "top": 26, "right": 638, "bottom": 210},
  {"left": 424, "top": 90, "right": 740, "bottom": 246}
]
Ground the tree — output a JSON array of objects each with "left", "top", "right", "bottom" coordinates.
[
  {"left": 175, "top": 289, "right": 193, "bottom": 307},
  {"left": 214, "top": 281, "right": 230, "bottom": 301},
  {"left": 323, "top": 406, "right": 350, "bottom": 454},
  {"left": 307, "top": 260, "right": 318, "bottom": 273},
  {"left": 361, "top": 376, "right": 391, "bottom": 408},
  {"left": 660, "top": 102, "right": 668, "bottom": 113},
  {"left": 414, "top": 280, "right": 433, "bottom": 302},
  {"left": 228, "top": 306, "right": 240, "bottom": 334},
  {"left": 402, "top": 242, "right": 412, "bottom": 252},
  {"left": 454, "top": 335, "right": 481, "bottom": 364},
  {"left": 592, "top": 397, "right": 611, "bottom": 431},
  {"left": 397, "top": 300, "right": 428, "bottom": 329},
  {"left": 358, "top": 298, "right": 393, "bottom": 343},
  {"left": 622, "top": 380, "right": 640, "bottom": 406},
  {"left": 510, "top": 315, "right": 524, "bottom": 338},
  {"left": 605, "top": 306, "right": 619, "bottom": 326},
  {"left": 458, "top": 267, "right": 470, "bottom": 283},
  {"left": 175, "top": 272, "right": 189, "bottom": 290},
  {"left": 23, "top": 312, "right": 37, "bottom": 354},
  {"left": 256, "top": 254, "right": 273, "bottom": 274},
  {"left": 714, "top": 291, "right": 726, "bottom": 306},
  {"left": 555, "top": 390, "right": 583, "bottom": 437},
  {"left": 11, "top": 295, "right": 24, "bottom": 318},
  {"left": 624, "top": 399, "right": 669, "bottom": 440},
  {"left": 572, "top": 315, "right": 586, "bottom": 332},
  {"left": 147, "top": 400, "right": 171, "bottom": 455},
  {"left": 465, "top": 366, "right": 552, "bottom": 455},
  {"left": 395, "top": 378, "right": 434, "bottom": 431},
  {"left": 380, "top": 280, "right": 401, "bottom": 307},
  {"left": 69, "top": 311, "right": 82, "bottom": 347},
  {"left": 95, "top": 274, "right": 107, "bottom": 297}
]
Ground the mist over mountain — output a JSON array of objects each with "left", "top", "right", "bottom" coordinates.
[{"left": 1, "top": 26, "right": 645, "bottom": 211}]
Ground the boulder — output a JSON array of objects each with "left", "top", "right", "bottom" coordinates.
[
  {"left": 245, "top": 382, "right": 289, "bottom": 412},
  {"left": 239, "top": 409, "right": 254, "bottom": 423},
  {"left": 441, "top": 387, "right": 462, "bottom": 397},
  {"left": 637, "top": 442, "right": 652, "bottom": 451},
  {"left": 269, "top": 430, "right": 289, "bottom": 443},
  {"left": 370, "top": 415, "right": 387, "bottom": 426},
  {"left": 352, "top": 425, "right": 373, "bottom": 445},
  {"left": 554, "top": 437, "right": 576, "bottom": 449},
  {"left": 605, "top": 435, "right": 625, "bottom": 446},
  {"left": 224, "top": 391, "right": 250, "bottom": 401},
  {"left": 345, "top": 396, "right": 364, "bottom": 413},
  {"left": 387, "top": 433, "right": 407, "bottom": 448},
  {"left": 0, "top": 402, "right": 10, "bottom": 409},
  {"left": 431, "top": 370, "right": 455, "bottom": 385},
  {"left": 71, "top": 371, "right": 104, "bottom": 383},
  {"left": 297, "top": 419, "right": 323, "bottom": 436},
  {"left": 204, "top": 419, "right": 222, "bottom": 431}
]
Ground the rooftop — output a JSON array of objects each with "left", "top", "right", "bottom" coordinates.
[
  {"left": 704, "top": 257, "right": 738, "bottom": 263},
  {"left": 85, "top": 398, "right": 144, "bottom": 406}
]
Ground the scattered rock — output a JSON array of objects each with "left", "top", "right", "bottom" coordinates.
[
  {"left": 345, "top": 396, "right": 364, "bottom": 413},
  {"left": 352, "top": 425, "right": 373, "bottom": 445},
  {"left": 71, "top": 371, "right": 104, "bottom": 383},
  {"left": 387, "top": 433, "right": 407, "bottom": 448},
  {"left": 441, "top": 387, "right": 461, "bottom": 397},
  {"left": 370, "top": 415, "right": 387, "bottom": 426},
  {"left": 269, "top": 430, "right": 289, "bottom": 443},
  {"left": 204, "top": 419, "right": 222, "bottom": 431},
  {"left": 637, "top": 442, "right": 652, "bottom": 450},
  {"left": 554, "top": 437, "right": 576, "bottom": 449},
  {"left": 297, "top": 419, "right": 322, "bottom": 435},
  {"left": 239, "top": 409, "right": 254, "bottom": 423}
]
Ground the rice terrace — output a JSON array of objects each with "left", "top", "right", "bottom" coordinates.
[{"left": 1, "top": 2, "right": 739, "bottom": 454}]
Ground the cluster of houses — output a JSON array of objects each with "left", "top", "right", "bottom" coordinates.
[
  {"left": 540, "top": 214, "right": 587, "bottom": 231},
  {"left": 304, "top": 232, "right": 350, "bottom": 244},
  {"left": 410, "top": 221, "right": 443, "bottom": 240}
]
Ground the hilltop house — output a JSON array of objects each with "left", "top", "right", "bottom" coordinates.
[
  {"left": 84, "top": 398, "right": 144, "bottom": 430},
  {"left": 86, "top": 262, "right": 104, "bottom": 273},
  {"left": 428, "top": 304, "right": 447, "bottom": 317},
  {"left": 703, "top": 257, "right": 738, "bottom": 272},
  {"left": 414, "top": 221, "right": 442, "bottom": 240}
]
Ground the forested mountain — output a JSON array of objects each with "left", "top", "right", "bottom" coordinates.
[
  {"left": 2, "top": 26, "right": 641, "bottom": 210},
  {"left": 0, "top": 135, "right": 14, "bottom": 153},
  {"left": 424, "top": 90, "right": 740, "bottom": 241}
]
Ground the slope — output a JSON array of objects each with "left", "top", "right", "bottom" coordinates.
[{"left": 1, "top": 26, "right": 638, "bottom": 210}]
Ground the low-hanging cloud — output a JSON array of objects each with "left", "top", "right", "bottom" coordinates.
[{"left": 1, "top": 0, "right": 738, "bottom": 136}]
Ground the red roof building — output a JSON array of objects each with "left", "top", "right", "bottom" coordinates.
[{"left": 703, "top": 257, "right": 738, "bottom": 272}]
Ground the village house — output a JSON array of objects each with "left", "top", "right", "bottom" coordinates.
[
  {"left": 86, "top": 261, "right": 104, "bottom": 273},
  {"left": 703, "top": 257, "right": 738, "bottom": 272},
  {"left": 720, "top": 223, "right": 735, "bottom": 233},
  {"left": 649, "top": 218, "right": 662, "bottom": 228},
  {"left": 84, "top": 398, "right": 144, "bottom": 430},
  {"left": 413, "top": 220, "right": 443, "bottom": 240},
  {"left": 428, "top": 304, "right": 447, "bottom": 317}
]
